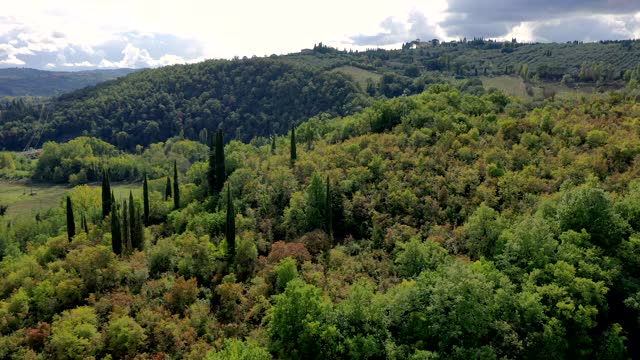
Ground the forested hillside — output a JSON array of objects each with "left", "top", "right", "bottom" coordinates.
[
  {"left": 3, "top": 40, "right": 640, "bottom": 152},
  {"left": 0, "top": 58, "right": 368, "bottom": 151},
  {"left": 0, "top": 68, "right": 135, "bottom": 97},
  {"left": 2, "top": 86, "right": 640, "bottom": 358}
]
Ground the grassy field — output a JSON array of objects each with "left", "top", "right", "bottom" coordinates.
[
  {"left": 480, "top": 75, "right": 602, "bottom": 100},
  {"left": 0, "top": 180, "right": 141, "bottom": 220},
  {"left": 330, "top": 66, "right": 382, "bottom": 90}
]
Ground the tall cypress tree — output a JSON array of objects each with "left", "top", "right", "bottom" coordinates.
[
  {"left": 101, "top": 169, "right": 111, "bottom": 219},
  {"left": 326, "top": 176, "right": 332, "bottom": 237},
  {"left": 173, "top": 160, "right": 180, "bottom": 210},
  {"left": 134, "top": 205, "right": 145, "bottom": 251},
  {"left": 122, "top": 199, "right": 131, "bottom": 253},
  {"left": 66, "top": 196, "right": 75, "bottom": 242},
  {"left": 81, "top": 214, "right": 88, "bottom": 234},
  {"left": 305, "top": 173, "right": 326, "bottom": 231},
  {"left": 271, "top": 135, "right": 276, "bottom": 155},
  {"left": 207, "top": 134, "right": 216, "bottom": 196},
  {"left": 165, "top": 177, "right": 172, "bottom": 201},
  {"left": 142, "top": 174, "right": 150, "bottom": 225},
  {"left": 290, "top": 126, "right": 297, "bottom": 167},
  {"left": 215, "top": 129, "right": 226, "bottom": 194},
  {"left": 226, "top": 185, "right": 236, "bottom": 264},
  {"left": 129, "top": 191, "right": 136, "bottom": 248},
  {"left": 111, "top": 202, "right": 122, "bottom": 255}
]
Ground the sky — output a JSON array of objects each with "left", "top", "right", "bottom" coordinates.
[{"left": 1, "top": 0, "right": 639, "bottom": 71}]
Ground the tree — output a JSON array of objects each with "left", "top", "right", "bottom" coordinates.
[
  {"left": 142, "top": 173, "right": 149, "bottom": 225},
  {"left": 325, "top": 176, "right": 332, "bottom": 237},
  {"left": 226, "top": 185, "right": 236, "bottom": 264},
  {"left": 111, "top": 202, "right": 122, "bottom": 255},
  {"left": 133, "top": 205, "right": 144, "bottom": 251},
  {"left": 81, "top": 214, "right": 88, "bottom": 234},
  {"left": 271, "top": 135, "right": 276, "bottom": 155},
  {"left": 207, "top": 134, "right": 216, "bottom": 195},
  {"left": 206, "top": 339, "right": 271, "bottom": 360},
  {"left": 101, "top": 169, "right": 111, "bottom": 219},
  {"left": 129, "top": 192, "right": 135, "bottom": 246},
  {"left": 165, "top": 176, "right": 172, "bottom": 201},
  {"left": 556, "top": 183, "right": 630, "bottom": 248},
  {"left": 214, "top": 129, "right": 227, "bottom": 195},
  {"left": 290, "top": 126, "right": 297, "bottom": 167},
  {"left": 66, "top": 196, "right": 75, "bottom": 242},
  {"left": 305, "top": 173, "right": 326, "bottom": 232},
  {"left": 173, "top": 160, "right": 180, "bottom": 210},
  {"left": 106, "top": 316, "right": 147, "bottom": 358},
  {"left": 268, "top": 278, "right": 340, "bottom": 359},
  {"left": 122, "top": 199, "right": 131, "bottom": 253}
]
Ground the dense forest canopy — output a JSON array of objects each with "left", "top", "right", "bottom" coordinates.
[
  {"left": 3, "top": 40, "right": 640, "bottom": 152},
  {"left": 0, "top": 58, "right": 368, "bottom": 151},
  {"left": 3, "top": 85, "right": 640, "bottom": 358},
  {"left": 0, "top": 68, "right": 136, "bottom": 97}
]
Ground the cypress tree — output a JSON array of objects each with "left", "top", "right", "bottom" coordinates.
[
  {"left": 143, "top": 174, "right": 150, "bottom": 225},
  {"left": 122, "top": 199, "right": 131, "bottom": 253},
  {"left": 215, "top": 129, "right": 226, "bottom": 194},
  {"left": 134, "top": 205, "right": 145, "bottom": 251},
  {"left": 129, "top": 191, "right": 136, "bottom": 248},
  {"left": 207, "top": 134, "right": 216, "bottom": 195},
  {"left": 173, "top": 160, "right": 180, "bottom": 210},
  {"left": 101, "top": 169, "right": 111, "bottom": 219},
  {"left": 271, "top": 135, "right": 276, "bottom": 155},
  {"left": 111, "top": 202, "right": 122, "bottom": 255},
  {"left": 81, "top": 214, "right": 88, "bottom": 234},
  {"left": 66, "top": 196, "right": 75, "bottom": 242},
  {"left": 305, "top": 173, "right": 326, "bottom": 231},
  {"left": 290, "top": 126, "right": 297, "bottom": 167},
  {"left": 165, "top": 177, "right": 172, "bottom": 201},
  {"left": 226, "top": 185, "right": 236, "bottom": 263},
  {"left": 326, "top": 176, "right": 332, "bottom": 237}
]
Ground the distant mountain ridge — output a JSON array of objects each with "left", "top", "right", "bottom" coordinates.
[{"left": 0, "top": 68, "right": 137, "bottom": 97}]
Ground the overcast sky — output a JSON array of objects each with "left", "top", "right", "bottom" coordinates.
[{"left": 1, "top": 0, "right": 639, "bottom": 71}]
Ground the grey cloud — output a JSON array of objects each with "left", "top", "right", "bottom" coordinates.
[
  {"left": 350, "top": 17, "right": 408, "bottom": 46},
  {"left": 350, "top": 11, "right": 438, "bottom": 46},
  {"left": 532, "top": 15, "right": 635, "bottom": 42},
  {"left": 444, "top": 0, "right": 640, "bottom": 38}
]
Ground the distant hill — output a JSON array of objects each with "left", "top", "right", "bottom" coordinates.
[
  {"left": 2, "top": 39, "right": 639, "bottom": 151},
  {"left": 0, "top": 68, "right": 137, "bottom": 97}
]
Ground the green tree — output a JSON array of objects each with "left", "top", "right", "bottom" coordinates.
[
  {"left": 463, "top": 203, "right": 505, "bottom": 259},
  {"left": 271, "top": 135, "right": 276, "bottom": 155},
  {"left": 122, "top": 199, "right": 131, "bottom": 253},
  {"left": 206, "top": 339, "right": 271, "bottom": 360},
  {"left": 165, "top": 176, "right": 172, "bottom": 201},
  {"left": 142, "top": 173, "right": 149, "bottom": 225},
  {"left": 325, "top": 176, "right": 332, "bottom": 237},
  {"left": 305, "top": 173, "right": 326, "bottom": 232},
  {"left": 110, "top": 201, "right": 122, "bottom": 255},
  {"left": 50, "top": 306, "right": 101, "bottom": 359},
  {"left": 215, "top": 129, "right": 227, "bottom": 194},
  {"left": 395, "top": 238, "right": 449, "bottom": 278},
  {"left": 275, "top": 257, "right": 299, "bottom": 292},
  {"left": 226, "top": 185, "right": 236, "bottom": 264},
  {"left": 556, "top": 183, "right": 629, "bottom": 248},
  {"left": 290, "top": 126, "right": 297, "bottom": 167},
  {"left": 66, "top": 196, "right": 75, "bottom": 242},
  {"left": 101, "top": 169, "right": 111, "bottom": 219},
  {"left": 268, "top": 278, "right": 341, "bottom": 359},
  {"left": 208, "top": 134, "right": 216, "bottom": 195},
  {"left": 173, "top": 160, "right": 180, "bottom": 210},
  {"left": 106, "top": 315, "right": 147, "bottom": 358}
]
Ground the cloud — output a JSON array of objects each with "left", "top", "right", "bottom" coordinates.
[
  {"left": 443, "top": 0, "right": 640, "bottom": 38},
  {"left": 350, "top": 10, "right": 438, "bottom": 46},
  {"left": 0, "top": 23, "right": 203, "bottom": 70},
  {"left": 531, "top": 15, "right": 635, "bottom": 43}
]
